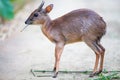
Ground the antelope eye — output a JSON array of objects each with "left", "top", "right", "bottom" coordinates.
[{"left": 34, "top": 13, "right": 38, "bottom": 17}]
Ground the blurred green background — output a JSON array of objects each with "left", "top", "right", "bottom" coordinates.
[{"left": 0, "top": 0, "right": 31, "bottom": 23}]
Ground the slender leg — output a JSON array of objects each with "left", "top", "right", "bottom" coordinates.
[
  {"left": 93, "top": 53, "right": 100, "bottom": 73},
  {"left": 84, "top": 40, "right": 101, "bottom": 77},
  {"left": 96, "top": 43, "right": 105, "bottom": 74},
  {"left": 53, "top": 42, "right": 64, "bottom": 78}
]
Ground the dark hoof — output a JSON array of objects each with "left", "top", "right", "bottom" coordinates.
[
  {"left": 89, "top": 73, "right": 95, "bottom": 77},
  {"left": 95, "top": 70, "right": 102, "bottom": 75},
  {"left": 52, "top": 72, "right": 58, "bottom": 78},
  {"left": 89, "top": 70, "right": 102, "bottom": 77}
]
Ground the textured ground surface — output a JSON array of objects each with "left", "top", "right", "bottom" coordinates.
[{"left": 0, "top": 0, "right": 120, "bottom": 80}]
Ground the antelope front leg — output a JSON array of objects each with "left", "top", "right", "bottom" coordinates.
[{"left": 53, "top": 42, "right": 64, "bottom": 78}]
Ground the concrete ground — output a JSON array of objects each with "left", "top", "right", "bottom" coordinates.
[{"left": 0, "top": 0, "right": 120, "bottom": 80}]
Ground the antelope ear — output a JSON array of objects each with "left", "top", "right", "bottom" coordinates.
[{"left": 45, "top": 4, "right": 53, "bottom": 13}]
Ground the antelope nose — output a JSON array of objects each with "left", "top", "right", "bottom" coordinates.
[{"left": 25, "top": 21, "right": 27, "bottom": 24}]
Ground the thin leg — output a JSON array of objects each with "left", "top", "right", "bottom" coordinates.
[
  {"left": 97, "top": 43, "right": 105, "bottom": 74},
  {"left": 53, "top": 42, "right": 64, "bottom": 78},
  {"left": 93, "top": 53, "right": 100, "bottom": 73},
  {"left": 84, "top": 40, "right": 101, "bottom": 77}
]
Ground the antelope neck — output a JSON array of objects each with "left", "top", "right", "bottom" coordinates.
[{"left": 43, "top": 16, "right": 52, "bottom": 29}]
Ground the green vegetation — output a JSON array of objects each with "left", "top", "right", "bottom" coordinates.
[
  {"left": 0, "top": 0, "right": 14, "bottom": 20},
  {"left": 0, "top": 0, "right": 32, "bottom": 22},
  {"left": 89, "top": 71, "right": 120, "bottom": 80},
  {"left": 31, "top": 69, "right": 120, "bottom": 80}
]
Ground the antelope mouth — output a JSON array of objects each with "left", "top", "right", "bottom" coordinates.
[{"left": 25, "top": 20, "right": 32, "bottom": 24}]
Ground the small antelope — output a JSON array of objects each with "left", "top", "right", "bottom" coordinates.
[{"left": 25, "top": 1, "right": 106, "bottom": 78}]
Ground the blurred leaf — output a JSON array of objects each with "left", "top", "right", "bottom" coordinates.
[
  {"left": 0, "top": 0, "right": 14, "bottom": 20},
  {"left": 10, "top": 0, "right": 16, "bottom": 3}
]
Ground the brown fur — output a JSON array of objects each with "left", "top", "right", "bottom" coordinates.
[{"left": 25, "top": 3, "right": 106, "bottom": 78}]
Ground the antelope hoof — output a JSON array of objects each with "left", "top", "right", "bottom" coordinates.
[
  {"left": 53, "top": 72, "right": 58, "bottom": 78},
  {"left": 89, "top": 73, "right": 96, "bottom": 77},
  {"left": 89, "top": 70, "right": 102, "bottom": 77},
  {"left": 95, "top": 70, "right": 102, "bottom": 75}
]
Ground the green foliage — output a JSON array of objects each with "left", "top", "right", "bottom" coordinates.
[
  {"left": 10, "top": 0, "right": 16, "bottom": 3},
  {"left": 0, "top": 0, "right": 14, "bottom": 20},
  {"left": 91, "top": 72, "right": 120, "bottom": 80}
]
